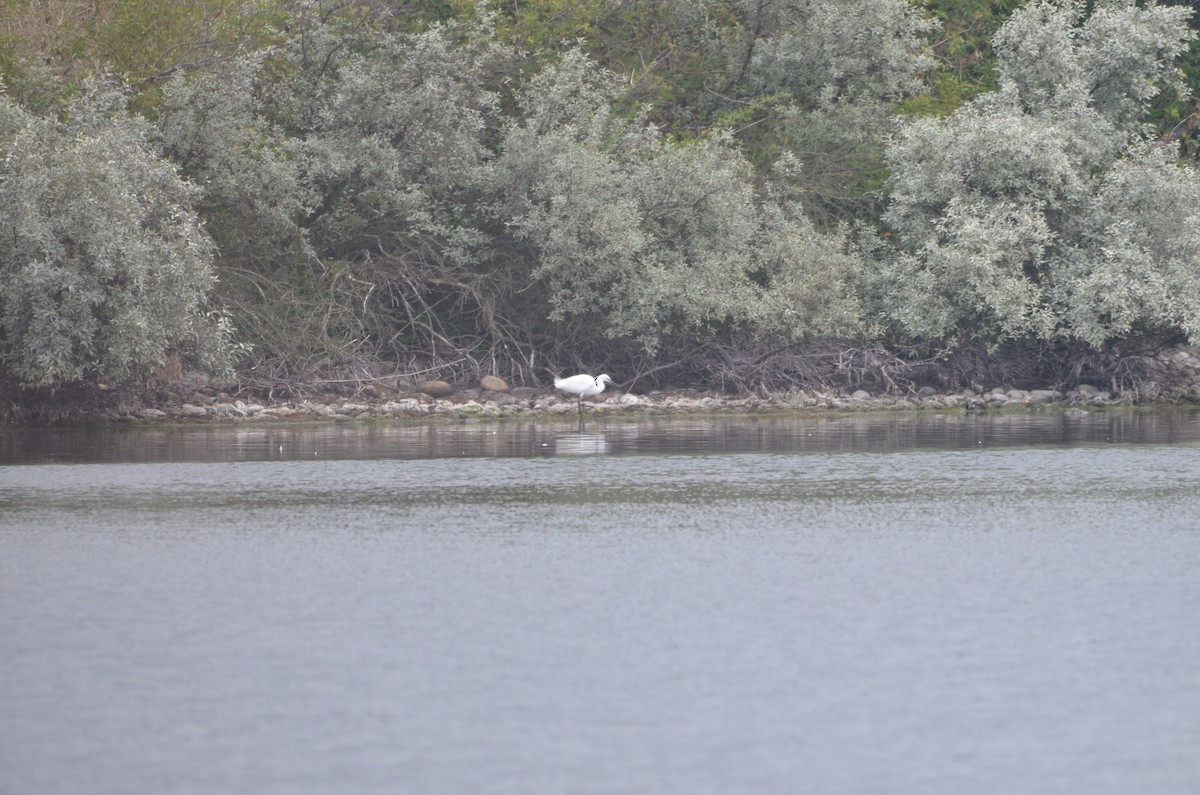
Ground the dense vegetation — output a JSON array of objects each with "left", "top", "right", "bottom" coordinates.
[{"left": 2, "top": 0, "right": 1199, "bottom": 397}]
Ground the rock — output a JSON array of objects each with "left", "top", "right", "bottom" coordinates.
[
  {"left": 917, "top": 386, "right": 937, "bottom": 397},
  {"left": 619, "top": 393, "right": 641, "bottom": 405},
  {"left": 301, "top": 401, "right": 335, "bottom": 417},
  {"left": 1027, "top": 389, "right": 1061, "bottom": 404},
  {"left": 417, "top": 380, "right": 454, "bottom": 398},
  {"left": 511, "top": 387, "right": 539, "bottom": 399},
  {"left": 334, "top": 403, "right": 370, "bottom": 416},
  {"left": 178, "top": 403, "right": 208, "bottom": 417},
  {"left": 480, "top": 375, "right": 510, "bottom": 393},
  {"left": 1006, "top": 389, "right": 1030, "bottom": 401},
  {"left": 851, "top": 389, "right": 872, "bottom": 401},
  {"left": 1166, "top": 347, "right": 1200, "bottom": 370},
  {"left": 138, "top": 407, "right": 167, "bottom": 419},
  {"left": 1070, "top": 386, "right": 1111, "bottom": 403},
  {"left": 211, "top": 402, "right": 244, "bottom": 417}
]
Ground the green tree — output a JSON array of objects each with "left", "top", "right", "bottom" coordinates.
[
  {"left": 159, "top": 9, "right": 523, "bottom": 377},
  {"left": 718, "top": 0, "right": 940, "bottom": 224},
  {"left": 158, "top": 9, "right": 867, "bottom": 384},
  {"left": 881, "top": 0, "right": 1199, "bottom": 349},
  {"left": 491, "top": 50, "right": 867, "bottom": 360},
  {"left": 0, "top": 88, "right": 232, "bottom": 389}
]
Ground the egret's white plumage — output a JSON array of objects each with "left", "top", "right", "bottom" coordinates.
[{"left": 554, "top": 373, "right": 614, "bottom": 413}]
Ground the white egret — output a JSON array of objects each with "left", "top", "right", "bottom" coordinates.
[{"left": 554, "top": 373, "right": 614, "bottom": 415}]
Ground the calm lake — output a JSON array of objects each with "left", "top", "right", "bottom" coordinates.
[{"left": 3, "top": 410, "right": 1199, "bottom": 794}]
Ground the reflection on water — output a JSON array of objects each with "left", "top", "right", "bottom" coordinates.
[
  {"left": 552, "top": 432, "right": 609, "bottom": 456},
  {"left": 3, "top": 409, "right": 1200, "bottom": 795},
  {"left": 3, "top": 407, "right": 1199, "bottom": 464}
]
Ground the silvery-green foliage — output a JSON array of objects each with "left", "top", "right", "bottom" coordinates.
[
  {"left": 0, "top": 89, "right": 228, "bottom": 388},
  {"left": 995, "top": 0, "right": 1193, "bottom": 127},
  {"left": 283, "top": 13, "right": 511, "bottom": 276},
  {"left": 884, "top": 0, "right": 1198, "bottom": 348},
  {"left": 162, "top": 9, "right": 509, "bottom": 266},
  {"left": 732, "top": 0, "right": 937, "bottom": 104},
  {"left": 493, "top": 52, "right": 733, "bottom": 349},
  {"left": 1057, "top": 146, "right": 1200, "bottom": 345},
  {"left": 155, "top": 10, "right": 518, "bottom": 366},
  {"left": 307, "top": 24, "right": 503, "bottom": 190},
  {"left": 886, "top": 85, "right": 1111, "bottom": 243},
  {"left": 882, "top": 93, "right": 1087, "bottom": 343},
  {"left": 512, "top": 134, "right": 767, "bottom": 348},
  {"left": 884, "top": 197, "right": 1057, "bottom": 341},
  {"left": 773, "top": 91, "right": 898, "bottom": 225},
  {"left": 751, "top": 163, "right": 874, "bottom": 340},
  {"left": 151, "top": 6, "right": 870, "bottom": 369},
  {"left": 990, "top": 0, "right": 1084, "bottom": 114},
  {"left": 713, "top": 0, "right": 936, "bottom": 226},
  {"left": 512, "top": 47, "right": 627, "bottom": 138},
  {"left": 160, "top": 53, "right": 314, "bottom": 270},
  {"left": 494, "top": 51, "right": 865, "bottom": 352}
]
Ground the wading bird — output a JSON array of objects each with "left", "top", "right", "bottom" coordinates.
[{"left": 554, "top": 373, "right": 614, "bottom": 416}]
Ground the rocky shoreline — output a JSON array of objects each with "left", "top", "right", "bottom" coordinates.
[
  {"left": 5, "top": 345, "right": 1199, "bottom": 426},
  {"left": 104, "top": 380, "right": 1194, "bottom": 424}
]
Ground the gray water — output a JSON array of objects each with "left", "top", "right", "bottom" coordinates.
[{"left": 3, "top": 411, "right": 1200, "bottom": 794}]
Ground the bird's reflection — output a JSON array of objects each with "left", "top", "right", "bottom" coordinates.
[{"left": 553, "top": 432, "right": 610, "bottom": 456}]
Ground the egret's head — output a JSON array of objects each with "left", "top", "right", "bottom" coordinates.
[{"left": 597, "top": 374, "right": 613, "bottom": 387}]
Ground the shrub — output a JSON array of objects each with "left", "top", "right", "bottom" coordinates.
[
  {"left": 491, "top": 50, "right": 869, "bottom": 359},
  {"left": 0, "top": 88, "right": 231, "bottom": 389},
  {"left": 881, "top": 0, "right": 1199, "bottom": 350}
]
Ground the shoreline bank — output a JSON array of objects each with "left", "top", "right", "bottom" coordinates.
[
  {"left": 12, "top": 382, "right": 1197, "bottom": 427},
  {"left": 6, "top": 343, "right": 1200, "bottom": 426}
]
